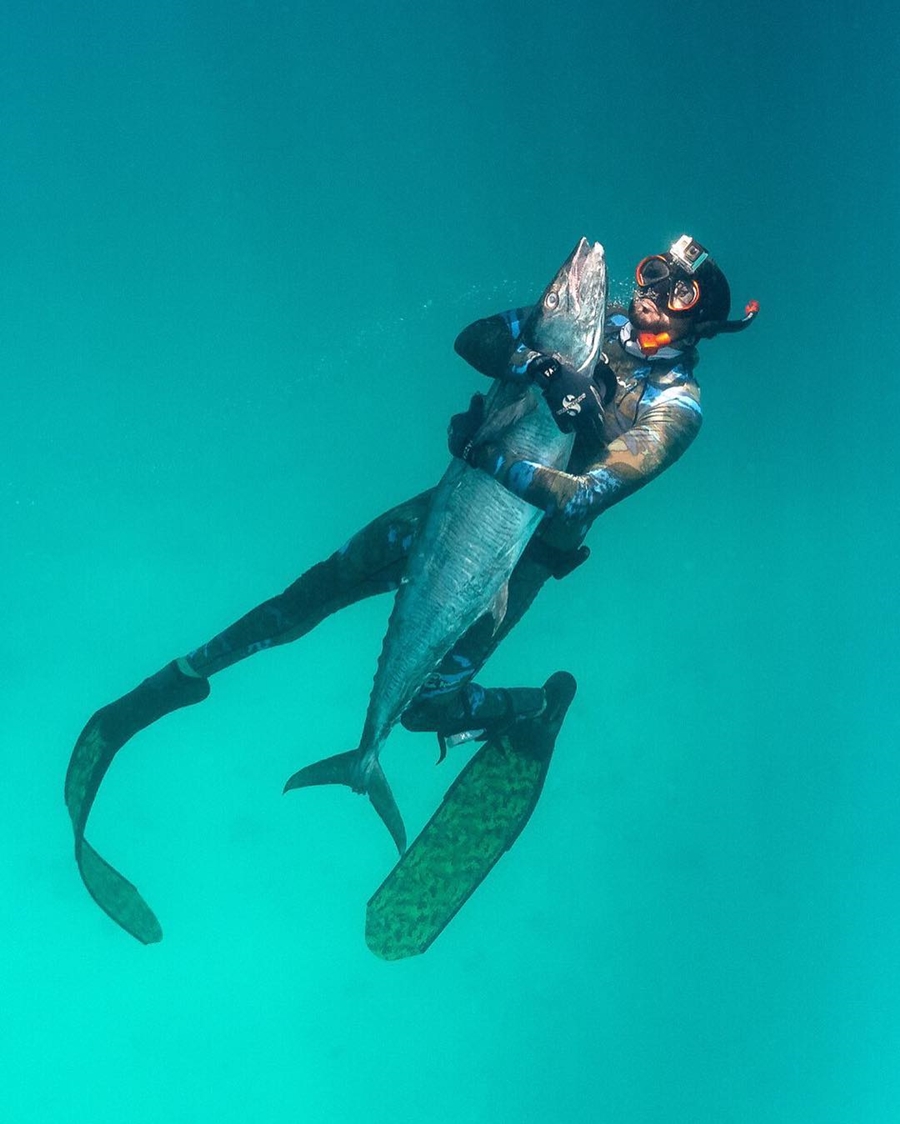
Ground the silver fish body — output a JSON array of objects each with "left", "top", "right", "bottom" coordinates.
[
  {"left": 285, "top": 239, "right": 607, "bottom": 851},
  {"left": 357, "top": 379, "right": 570, "bottom": 770}
]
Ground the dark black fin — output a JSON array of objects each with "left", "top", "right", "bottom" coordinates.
[
  {"left": 64, "top": 662, "right": 210, "bottom": 943},
  {"left": 365, "top": 671, "right": 577, "bottom": 960},
  {"left": 284, "top": 751, "right": 407, "bottom": 855}
]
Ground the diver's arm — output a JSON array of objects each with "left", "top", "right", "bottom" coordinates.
[
  {"left": 454, "top": 307, "right": 543, "bottom": 381},
  {"left": 455, "top": 303, "right": 629, "bottom": 381},
  {"left": 471, "top": 384, "right": 703, "bottom": 549}
]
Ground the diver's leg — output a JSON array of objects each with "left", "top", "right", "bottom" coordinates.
[
  {"left": 73, "top": 485, "right": 432, "bottom": 761},
  {"left": 183, "top": 488, "right": 434, "bottom": 677},
  {"left": 402, "top": 676, "right": 547, "bottom": 752},
  {"left": 65, "top": 489, "right": 433, "bottom": 939},
  {"left": 72, "top": 486, "right": 433, "bottom": 760}
]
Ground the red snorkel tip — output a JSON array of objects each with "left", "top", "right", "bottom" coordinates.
[{"left": 693, "top": 298, "right": 759, "bottom": 339}]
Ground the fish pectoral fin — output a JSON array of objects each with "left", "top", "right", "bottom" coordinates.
[
  {"left": 489, "top": 582, "right": 509, "bottom": 634},
  {"left": 284, "top": 750, "right": 407, "bottom": 855}
]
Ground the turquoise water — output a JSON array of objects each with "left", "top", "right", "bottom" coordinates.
[{"left": 3, "top": 2, "right": 899, "bottom": 1121}]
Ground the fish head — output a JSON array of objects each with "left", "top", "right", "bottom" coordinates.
[{"left": 525, "top": 238, "right": 607, "bottom": 373}]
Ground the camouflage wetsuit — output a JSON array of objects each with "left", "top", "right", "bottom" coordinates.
[{"left": 181, "top": 305, "right": 703, "bottom": 732}]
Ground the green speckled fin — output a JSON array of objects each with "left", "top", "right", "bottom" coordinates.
[
  {"left": 76, "top": 838, "right": 163, "bottom": 944},
  {"left": 65, "top": 663, "right": 209, "bottom": 943},
  {"left": 365, "top": 672, "right": 576, "bottom": 960}
]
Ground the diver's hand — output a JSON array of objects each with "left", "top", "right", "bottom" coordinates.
[
  {"left": 464, "top": 438, "right": 501, "bottom": 472},
  {"left": 538, "top": 361, "right": 607, "bottom": 438},
  {"left": 524, "top": 352, "right": 562, "bottom": 383},
  {"left": 448, "top": 393, "right": 486, "bottom": 462}
]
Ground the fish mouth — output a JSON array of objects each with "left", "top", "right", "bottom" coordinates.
[
  {"left": 564, "top": 238, "right": 600, "bottom": 308},
  {"left": 561, "top": 238, "right": 607, "bottom": 369}
]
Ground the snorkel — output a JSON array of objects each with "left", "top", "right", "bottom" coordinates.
[{"left": 693, "top": 299, "right": 760, "bottom": 339}]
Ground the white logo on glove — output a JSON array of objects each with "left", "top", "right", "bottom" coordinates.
[{"left": 558, "top": 392, "right": 586, "bottom": 417}]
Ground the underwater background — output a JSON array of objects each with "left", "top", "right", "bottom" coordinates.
[{"left": 3, "top": 1, "right": 898, "bottom": 1121}]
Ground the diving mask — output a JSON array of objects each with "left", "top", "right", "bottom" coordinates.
[{"left": 635, "top": 234, "right": 710, "bottom": 314}]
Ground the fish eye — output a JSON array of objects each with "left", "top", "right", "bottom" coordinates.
[{"left": 545, "top": 291, "right": 560, "bottom": 309}]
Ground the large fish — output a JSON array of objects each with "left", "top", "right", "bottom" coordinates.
[{"left": 285, "top": 238, "right": 607, "bottom": 850}]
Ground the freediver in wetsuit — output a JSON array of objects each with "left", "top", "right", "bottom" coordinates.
[{"left": 65, "top": 235, "right": 758, "bottom": 941}]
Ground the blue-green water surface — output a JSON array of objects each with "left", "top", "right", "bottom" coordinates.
[{"left": 3, "top": 2, "right": 898, "bottom": 1121}]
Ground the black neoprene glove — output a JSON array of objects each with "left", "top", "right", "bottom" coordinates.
[
  {"left": 531, "top": 356, "right": 607, "bottom": 441},
  {"left": 524, "top": 353, "right": 562, "bottom": 382},
  {"left": 447, "top": 392, "right": 486, "bottom": 462}
]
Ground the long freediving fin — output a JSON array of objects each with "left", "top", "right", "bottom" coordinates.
[
  {"left": 64, "top": 662, "right": 210, "bottom": 943},
  {"left": 365, "top": 671, "right": 576, "bottom": 960},
  {"left": 284, "top": 751, "right": 407, "bottom": 854}
]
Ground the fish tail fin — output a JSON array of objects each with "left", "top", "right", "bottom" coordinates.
[
  {"left": 284, "top": 751, "right": 407, "bottom": 855},
  {"left": 283, "top": 749, "right": 361, "bottom": 792},
  {"left": 366, "top": 760, "right": 407, "bottom": 855}
]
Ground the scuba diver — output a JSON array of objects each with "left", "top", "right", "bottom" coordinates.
[{"left": 66, "top": 235, "right": 758, "bottom": 947}]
